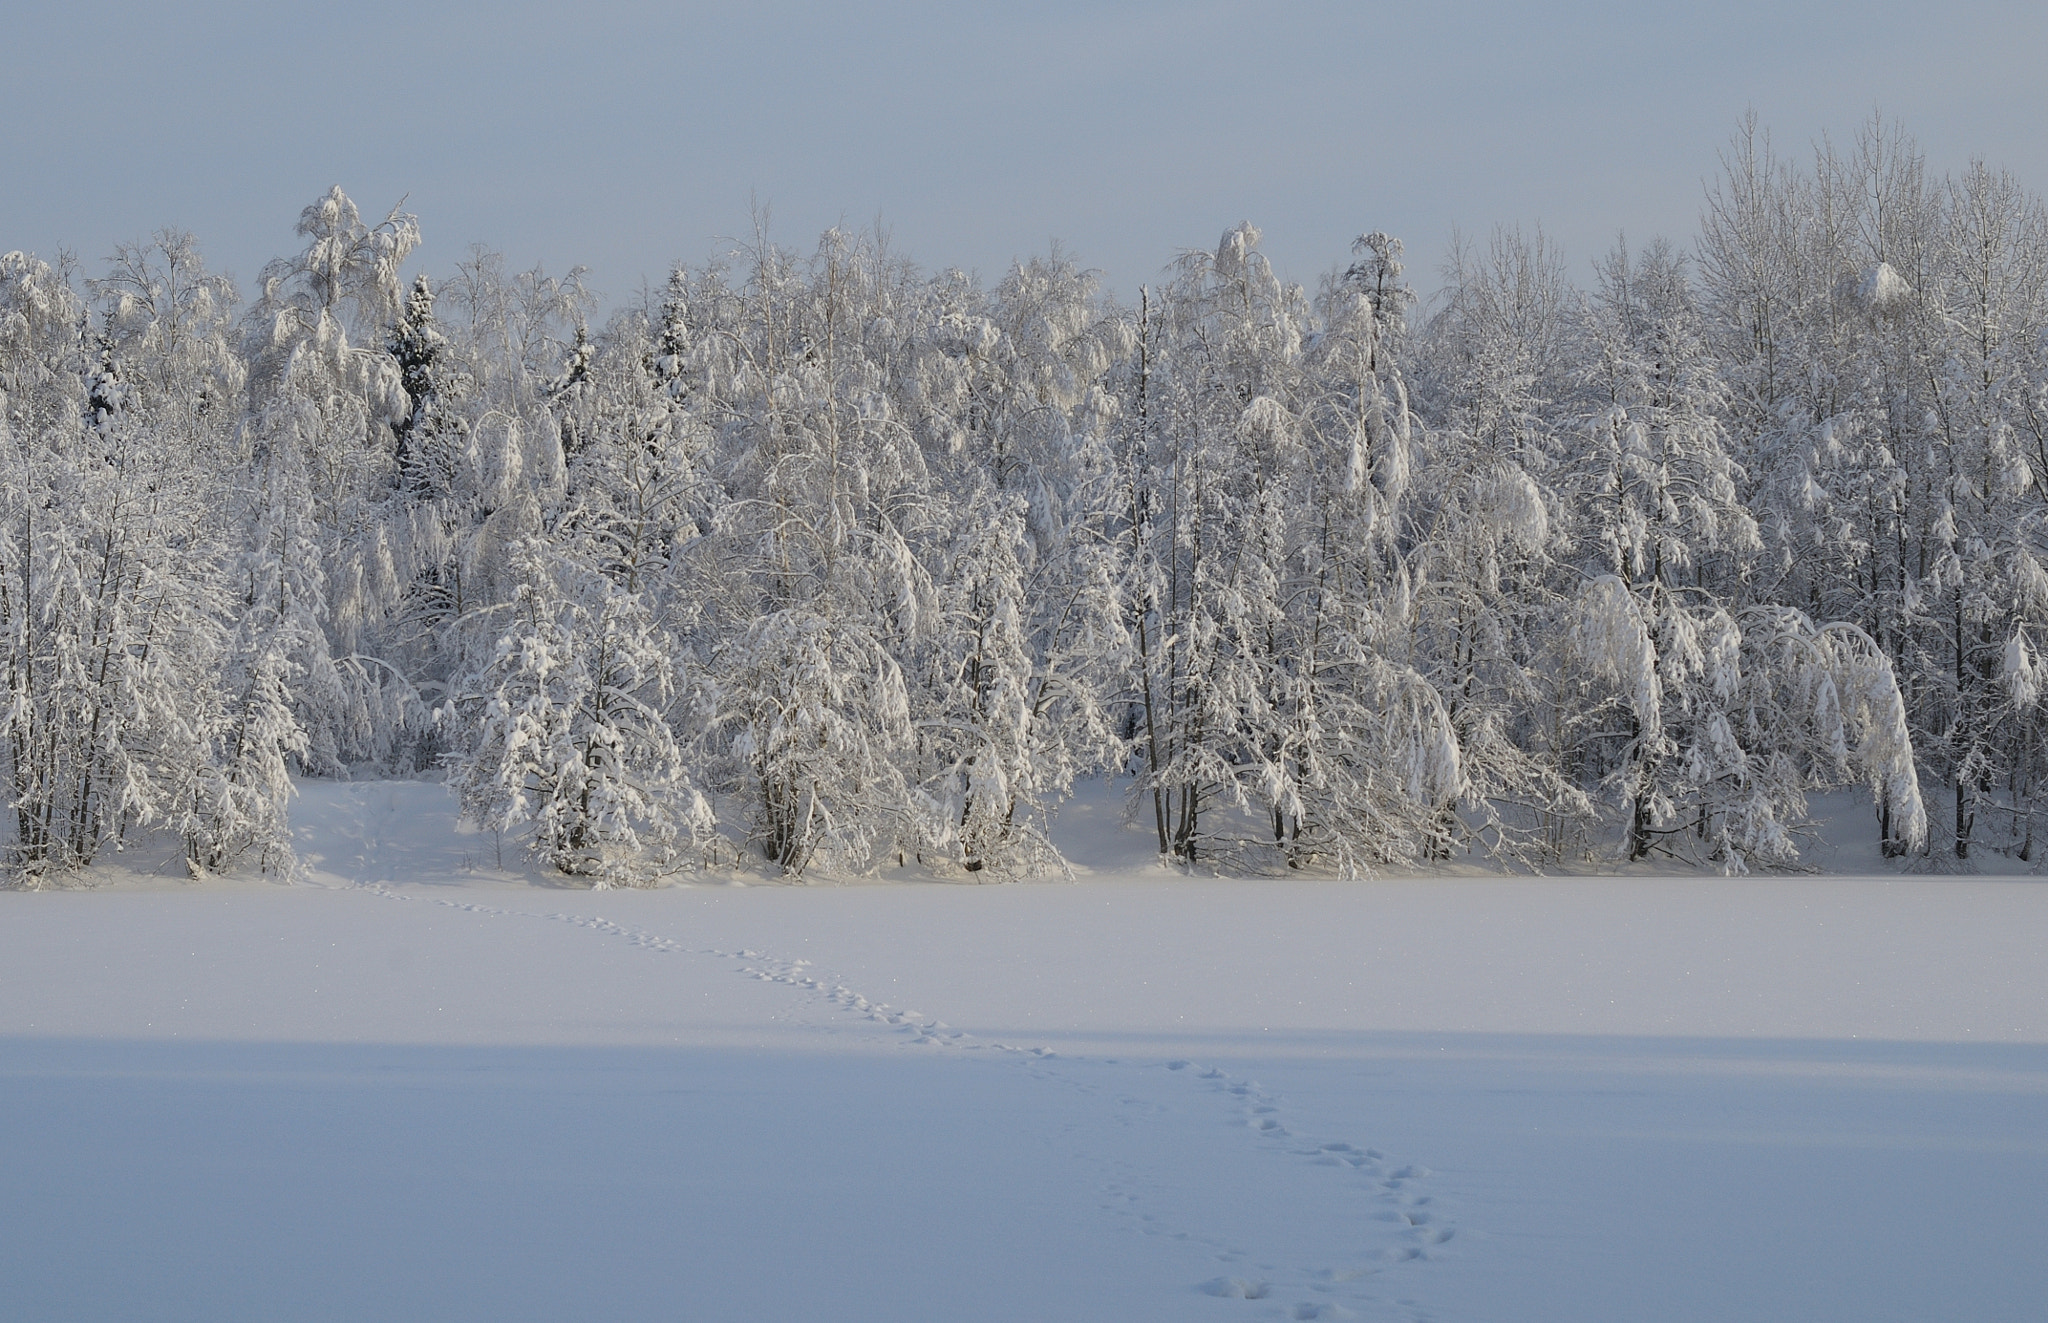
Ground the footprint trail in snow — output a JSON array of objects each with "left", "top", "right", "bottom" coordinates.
[{"left": 355, "top": 881, "right": 1451, "bottom": 1319}]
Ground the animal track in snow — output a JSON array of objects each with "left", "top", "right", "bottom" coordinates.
[
  {"left": 352, "top": 880, "right": 1451, "bottom": 1318},
  {"left": 1111, "top": 1061, "right": 1458, "bottom": 1319}
]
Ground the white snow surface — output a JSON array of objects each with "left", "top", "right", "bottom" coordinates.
[{"left": 3, "top": 780, "right": 2046, "bottom": 1322}]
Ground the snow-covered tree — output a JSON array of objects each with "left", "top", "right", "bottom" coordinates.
[
  {"left": 239, "top": 187, "right": 424, "bottom": 771},
  {"left": 1398, "top": 229, "right": 1589, "bottom": 861},
  {"left": 185, "top": 635, "right": 309, "bottom": 876},
  {"left": 459, "top": 540, "right": 712, "bottom": 883},
  {"left": 1908, "top": 157, "right": 2048, "bottom": 859},
  {"left": 1569, "top": 238, "right": 1776, "bottom": 863},
  {"left": 0, "top": 242, "right": 301, "bottom": 879},
  {"left": 694, "top": 228, "right": 939, "bottom": 874},
  {"left": 1116, "top": 224, "right": 1481, "bottom": 873}
]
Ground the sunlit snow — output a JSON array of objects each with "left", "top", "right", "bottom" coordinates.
[{"left": 2, "top": 780, "right": 2042, "bottom": 1322}]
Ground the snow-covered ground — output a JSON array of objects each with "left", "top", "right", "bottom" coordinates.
[{"left": 3, "top": 782, "right": 2046, "bottom": 1322}]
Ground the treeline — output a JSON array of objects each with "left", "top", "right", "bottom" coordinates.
[{"left": 3, "top": 118, "right": 2043, "bottom": 883}]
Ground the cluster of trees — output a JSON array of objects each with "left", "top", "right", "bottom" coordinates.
[{"left": 5, "top": 118, "right": 2044, "bottom": 884}]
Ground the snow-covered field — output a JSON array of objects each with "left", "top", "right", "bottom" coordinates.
[{"left": 4, "top": 782, "right": 2046, "bottom": 1322}]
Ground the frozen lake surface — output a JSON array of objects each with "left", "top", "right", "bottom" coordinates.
[{"left": 3, "top": 781, "right": 2044, "bottom": 1321}]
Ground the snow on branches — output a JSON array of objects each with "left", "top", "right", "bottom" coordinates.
[{"left": 26, "top": 129, "right": 2048, "bottom": 880}]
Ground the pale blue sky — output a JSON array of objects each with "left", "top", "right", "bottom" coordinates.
[{"left": 6, "top": 1, "right": 2046, "bottom": 307}]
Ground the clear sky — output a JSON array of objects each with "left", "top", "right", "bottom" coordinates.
[{"left": 6, "top": 1, "right": 2047, "bottom": 309}]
